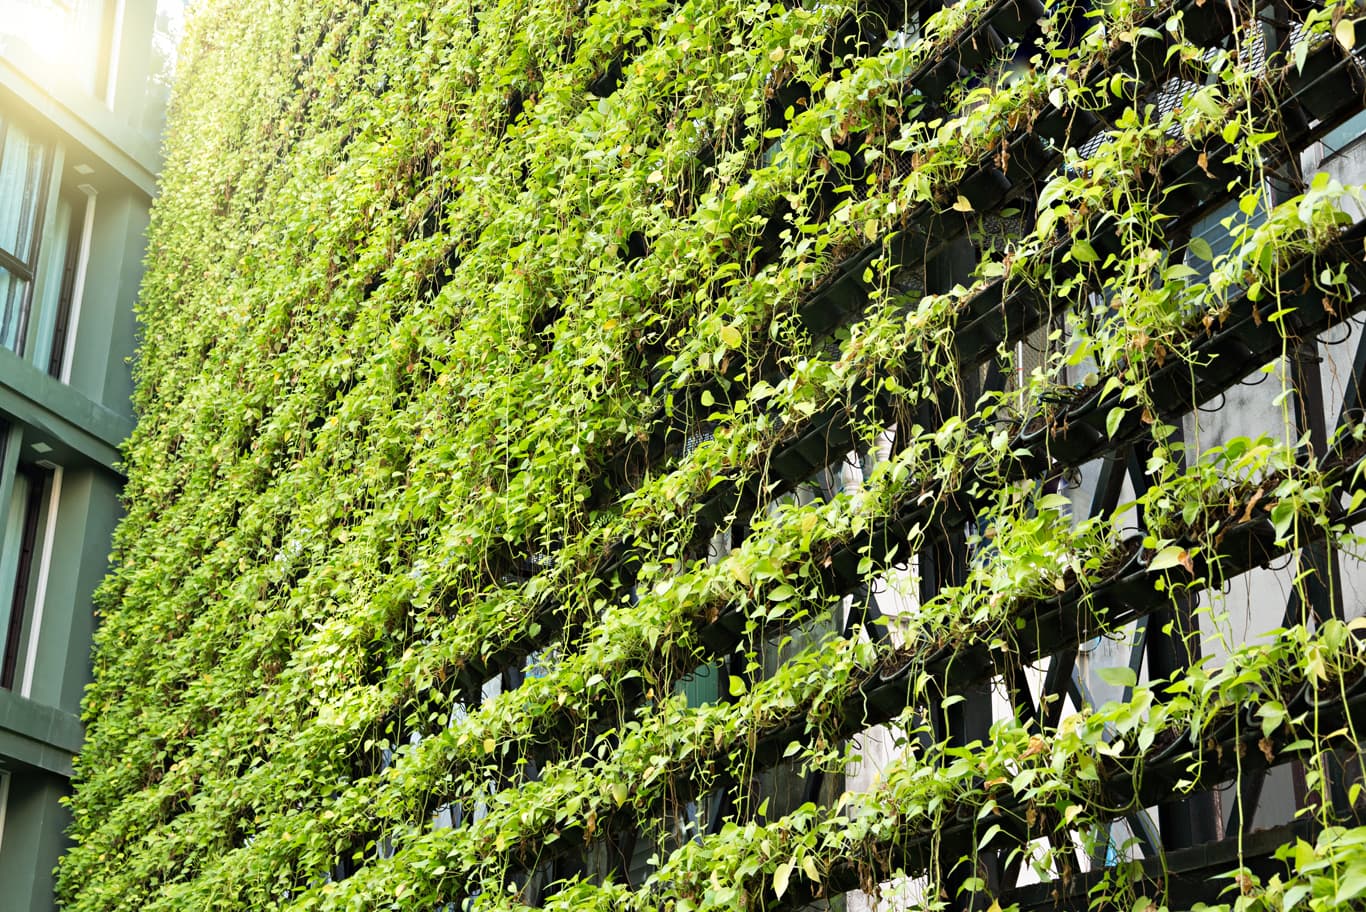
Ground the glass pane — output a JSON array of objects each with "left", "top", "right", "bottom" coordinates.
[
  {"left": 72, "top": 0, "right": 109, "bottom": 96},
  {"left": 31, "top": 195, "right": 73, "bottom": 369},
  {"left": 0, "top": 123, "right": 47, "bottom": 265},
  {"left": 0, "top": 0, "right": 105, "bottom": 96},
  {"left": 0, "top": 473, "right": 30, "bottom": 686},
  {"left": 140, "top": 0, "right": 189, "bottom": 134},
  {"left": 0, "top": 266, "right": 32, "bottom": 353},
  {"left": 1322, "top": 109, "right": 1366, "bottom": 158}
]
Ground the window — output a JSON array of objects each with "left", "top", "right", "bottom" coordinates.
[
  {"left": 0, "top": 111, "right": 88, "bottom": 373},
  {"left": 35, "top": 188, "right": 86, "bottom": 377},
  {"left": 0, "top": 466, "right": 51, "bottom": 691},
  {"left": 0, "top": 1, "right": 114, "bottom": 101},
  {"left": 0, "top": 118, "right": 51, "bottom": 356},
  {"left": 140, "top": 0, "right": 190, "bottom": 133}
]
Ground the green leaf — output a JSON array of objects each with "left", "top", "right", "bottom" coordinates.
[
  {"left": 1188, "top": 236, "right": 1214, "bottom": 261},
  {"left": 1190, "top": 89, "right": 1223, "bottom": 120},
  {"left": 773, "top": 861, "right": 793, "bottom": 899},
  {"left": 1071, "top": 239, "right": 1098, "bottom": 263},
  {"left": 1271, "top": 501, "right": 1296, "bottom": 541},
  {"left": 1257, "top": 701, "right": 1287, "bottom": 738},
  {"left": 1337, "top": 17, "right": 1357, "bottom": 51},
  {"left": 1097, "top": 666, "right": 1138, "bottom": 688},
  {"left": 1038, "top": 493, "right": 1071, "bottom": 513},
  {"left": 1335, "top": 868, "right": 1366, "bottom": 905},
  {"left": 1106, "top": 406, "right": 1125, "bottom": 439},
  {"left": 1148, "top": 545, "right": 1188, "bottom": 572},
  {"left": 719, "top": 325, "right": 742, "bottom": 349},
  {"left": 728, "top": 675, "right": 747, "bottom": 697}
]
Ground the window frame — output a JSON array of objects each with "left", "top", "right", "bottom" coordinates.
[{"left": 0, "top": 116, "right": 53, "bottom": 357}]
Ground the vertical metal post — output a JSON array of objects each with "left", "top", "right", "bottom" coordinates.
[{"left": 1292, "top": 343, "right": 1344, "bottom": 623}]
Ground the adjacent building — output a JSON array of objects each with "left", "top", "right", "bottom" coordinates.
[{"left": 0, "top": 2, "right": 179, "bottom": 907}]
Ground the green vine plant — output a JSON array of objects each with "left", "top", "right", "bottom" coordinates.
[{"left": 55, "top": 0, "right": 1366, "bottom": 910}]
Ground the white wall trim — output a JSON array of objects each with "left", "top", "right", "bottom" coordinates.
[
  {"left": 61, "top": 187, "right": 98, "bottom": 385},
  {"left": 20, "top": 466, "right": 63, "bottom": 699}
]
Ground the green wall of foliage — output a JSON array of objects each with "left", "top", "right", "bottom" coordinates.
[{"left": 56, "top": 0, "right": 1366, "bottom": 908}]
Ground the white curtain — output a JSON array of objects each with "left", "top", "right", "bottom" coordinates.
[
  {"left": 31, "top": 195, "right": 74, "bottom": 367},
  {"left": 0, "top": 120, "right": 48, "bottom": 353},
  {"left": 0, "top": 121, "right": 44, "bottom": 263}
]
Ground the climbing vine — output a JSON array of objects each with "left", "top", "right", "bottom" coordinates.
[{"left": 57, "top": 0, "right": 1366, "bottom": 910}]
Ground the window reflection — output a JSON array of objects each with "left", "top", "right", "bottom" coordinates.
[
  {"left": 141, "top": 0, "right": 190, "bottom": 134},
  {"left": 0, "top": 118, "right": 50, "bottom": 355}
]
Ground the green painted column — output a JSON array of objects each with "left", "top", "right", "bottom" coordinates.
[
  {"left": 0, "top": 767, "right": 69, "bottom": 912},
  {"left": 66, "top": 193, "right": 144, "bottom": 416},
  {"left": 24, "top": 468, "right": 121, "bottom": 714}
]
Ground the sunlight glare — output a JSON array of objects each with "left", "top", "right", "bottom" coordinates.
[{"left": 0, "top": 1, "right": 74, "bottom": 72}]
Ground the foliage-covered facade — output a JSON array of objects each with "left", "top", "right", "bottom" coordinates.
[{"left": 60, "top": 0, "right": 1366, "bottom": 909}]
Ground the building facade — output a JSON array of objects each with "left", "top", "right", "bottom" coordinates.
[
  {"left": 47, "top": 1, "right": 1366, "bottom": 911},
  {"left": 0, "top": 2, "right": 176, "bottom": 908}
]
